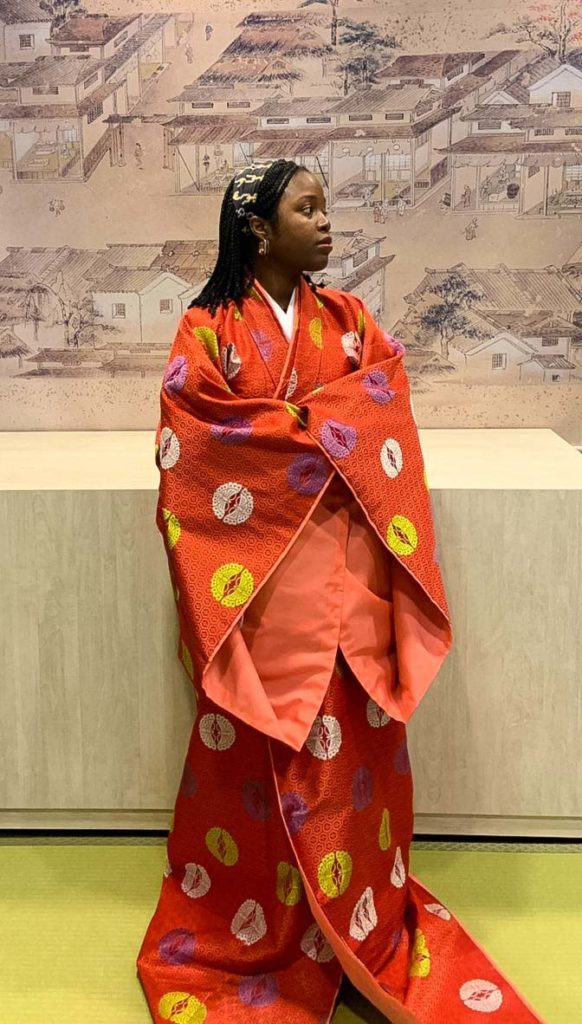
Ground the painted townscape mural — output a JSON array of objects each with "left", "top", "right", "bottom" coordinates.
[{"left": 1, "top": 0, "right": 581, "bottom": 441}]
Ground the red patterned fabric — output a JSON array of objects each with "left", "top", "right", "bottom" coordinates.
[
  {"left": 137, "top": 657, "right": 544, "bottom": 1024},
  {"left": 153, "top": 277, "right": 451, "bottom": 735},
  {"left": 138, "top": 279, "right": 545, "bottom": 1023}
]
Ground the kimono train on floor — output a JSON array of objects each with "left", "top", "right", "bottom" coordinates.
[{"left": 137, "top": 278, "right": 545, "bottom": 1023}]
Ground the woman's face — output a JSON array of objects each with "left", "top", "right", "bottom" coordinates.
[{"left": 251, "top": 169, "right": 333, "bottom": 275}]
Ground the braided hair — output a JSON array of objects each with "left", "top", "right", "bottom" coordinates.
[{"left": 188, "top": 159, "right": 319, "bottom": 315}]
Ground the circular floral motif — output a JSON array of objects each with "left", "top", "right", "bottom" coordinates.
[
  {"left": 221, "top": 342, "right": 242, "bottom": 380},
  {"left": 300, "top": 923, "right": 335, "bottom": 963},
  {"left": 205, "top": 827, "right": 239, "bottom": 866},
  {"left": 285, "top": 367, "right": 298, "bottom": 399},
  {"left": 180, "top": 762, "right": 198, "bottom": 798},
  {"left": 287, "top": 454, "right": 329, "bottom": 496},
  {"left": 309, "top": 317, "right": 323, "bottom": 349},
  {"left": 158, "top": 929, "right": 196, "bottom": 966},
  {"left": 159, "top": 427, "right": 181, "bottom": 470},
  {"left": 210, "top": 417, "right": 253, "bottom": 445},
  {"left": 212, "top": 482, "right": 254, "bottom": 525},
  {"left": 366, "top": 698, "right": 391, "bottom": 728},
  {"left": 379, "top": 808, "right": 391, "bottom": 851},
  {"left": 238, "top": 975, "right": 278, "bottom": 1008},
  {"left": 386, "top": 515, "right": 418, "bottom": 558},
  {"left": 390, "top": 846, "right": 407, "bottom": 889},
  {"left": 459, "top": 980, "right": 503, "bottom": 1013},
  {"left": 181, "top": 863, "right": 211, "bottom": 900},
  {"left": 276, "top": 862, "right": 303, "bottom": 906},
  {"left": 162, "top": 508, "right": 181, "bottom": 550},
  {"left": 383, "top": 332, "right": 406, "bottom": 357},
  {"left": 281, "top": 792, "right": 309, "bottom": 835},
  {"left": 251, "top": 330, "right": 272, "bottom": 361},
  {"left": 163, "top": 355, "right": 188, "bottom": 395},
  {"left": 349, "top": 887, "right": 378, "bottom": 941},
  {"left": 380, "top": 438, "right": 404, "bottom": 480},
  {"left": 424, "top": 903, "right": 452, "bottom": 921},
  {"left": 363, "top": 370, "right": 396, "bottom": 405},
  {"left": 320, "top": 419, "right": 357, "bottom": 459},
  {"left": 394, "top": 739, "right": 411, "bottom": 775},
  {"left": 341, "top": 331, "right": 362, "bottom": 366},
  {"left": 158, "top": 992, "right": 207, "bottom": 1024},
  {"left": 199, "top": 713, "right": 236, "bottom": 751},
  {"left": 231, "top": 899, "right": 267, "bottom": 945},
  {"left": 306, "top": 715, "right": 342, "bottom": 760},
  {"left": 242, "top": 780, "right": 271, "bottom": 821},
  {"left": 210, "top": 563, "right": 254, "bottom": 607},
  {"left": 352, "top": 766, "right": 374, "bottom": 811},
  {"left": 318, "top": 851, "right": 353, "bottom": 899},
  {"left": 193, "top": 325, "right": 219, "bottom": 361}
]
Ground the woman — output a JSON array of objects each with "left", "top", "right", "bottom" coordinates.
[{"left": 137, "top": 160, "right": 543, "bottom": 1023}]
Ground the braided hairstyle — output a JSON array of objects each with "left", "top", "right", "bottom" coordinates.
[{"left": 188, "top": 159, "right": 319, "bottom": 315}]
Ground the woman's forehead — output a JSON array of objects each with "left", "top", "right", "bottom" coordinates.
[{"left": 283, "top": 171, "right": 324, "bottom": 203}]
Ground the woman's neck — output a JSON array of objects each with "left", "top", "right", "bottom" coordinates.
[{"left": 253, "top": 266, "right": 300, "bottom": 312}]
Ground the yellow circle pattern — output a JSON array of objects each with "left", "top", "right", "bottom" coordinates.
[
  {"left": 386, "top": 515, "right": 418, "bottom": 557},
  {"left": 193, "top": 325, "right": 219, "bottom": 362},
  {"left": 318, "top": 851, "right": 353, "bottom": 898},
  {"left": 163, "top": 508, "right": 181, "bottom": 550},
  {"left": 210, "top": 563, "right": 254, "bottom": 608},
  {"left": 309, "top": 317, "right": 323, "bottom": 349},
  {"left": 158, "top": 992, "right": 207, "bottom": 1024},
  {"left": 205, "top": 827, "right": 239, "bottom": 866}
]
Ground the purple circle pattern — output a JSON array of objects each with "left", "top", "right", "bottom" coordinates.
[
  {"left": 281, "top": 792, "right": 309, "bottom": 835},
  {"left": 238, "top": 974, "right": 279, "bottom": 1007},
  {"left": 210, "top": 416, "right": 253, "bottom": 445},
  {"left": 163, "top": 355, "right": 188, "bottom": 395},
  {"left": 394, "top": 740, "right": 411, "bottom": 775},
  {"left": 251, "top": 330, "right": 273, "bottom": 362},
  {"left": 320, "top": 419, "right": 357, "bottom": 459},
  {"left": 180, "top": 762, "right": 198, "bottom": 798},
  {"left": 242, "top": 779, "right": 271, "bottom": 822},
  {"left": 383, "top": 332, "right": 406, "bottom": 357},
  {"left": 363, "top": 370, "right": 396, "bottom": 406},
  {"left": 287, "top": 454, "right": 329, "bottom": 496},
  {"left": 352, "top": 766, "right": 374, "bottom": 811},
  {"left": 158, "top": 928, "right": 196, "bottom": 966}
]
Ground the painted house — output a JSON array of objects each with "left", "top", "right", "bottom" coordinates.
[
  {"left": 244, "top": 88, "right": 459, "bottom": 211},
  {"left": 328, "top": 85, "right": 456, "bottom": 209},
  {"left": 50, "top": 13, "right": 176, "bottom": 110},
  {"left": 379, "top": 50, "right": 529, "bottom": 146},
  {"left": 0, "top": 0, "right": 51, "bottom": 63},
  {"left": 310, "top": 230, "right": 394, "bottom": 321},
  {"left": 89, "top": 267, "right": 195, "bottom": 347},
  {"left": 164, "top": 114, "right": 256, "bottom": 194},
  {"left": 442, "top": 53, "right": 582, "bottom": 215},
  {"left": 0, "top": 54, "right": 126, "bottom": 181},
  {"left": 170, "top": 16, "right": 334, "bottom": 119},
  {"left": 401, "top": 263, "right": 580, "bottom": 384},
  {"left": 0, "top": 243, "right": 199, "bottom": 372}
]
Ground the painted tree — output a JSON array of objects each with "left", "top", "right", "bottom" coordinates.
[
  {"left": 414, "top": 270, "right": 485, "bottom": 360},
  {"left": 39, "top": 0, "right": 87, "bottom": 34},
  {"left": 489, "top": 1, "right": 582, "bottom": 61},
  {"left": 300, "top": 0, "right": 342, "bottom": 47},
  {"left": 60, "top": 295, "right": 119, "bottom": 349},
  {"left": 334, "top": 18, "right": 400, "bottom": 94}
]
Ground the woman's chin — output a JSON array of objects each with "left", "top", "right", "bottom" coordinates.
[{"left": 307, "top": 251, "right": 331, "bottom": 272}]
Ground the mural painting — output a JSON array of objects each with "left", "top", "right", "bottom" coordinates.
[{"left": 1, "top": 0, "right": 581, "bottom": 442}]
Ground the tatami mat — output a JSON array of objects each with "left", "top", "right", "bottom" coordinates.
[{"left": 0, "top": 837, "right": 578, "bottom": 1023}]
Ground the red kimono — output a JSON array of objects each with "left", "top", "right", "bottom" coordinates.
[{"left": 137, "top": 277, "right": 544, "bottom": 1024}]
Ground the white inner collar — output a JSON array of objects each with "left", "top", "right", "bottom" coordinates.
[{"left": 260, "top": 285, "right": 297, "bottom": 342}]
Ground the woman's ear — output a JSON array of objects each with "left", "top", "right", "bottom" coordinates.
[{"left": 247, "top": 214, "right": 269, "bottom": 245}]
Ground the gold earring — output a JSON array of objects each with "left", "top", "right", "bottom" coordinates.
[{"left": 259, "top": 238, "right": 269, "bottom": 256}]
